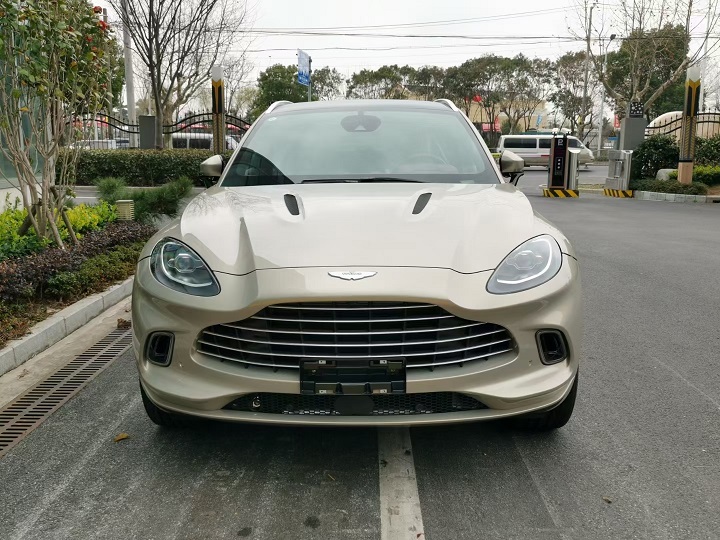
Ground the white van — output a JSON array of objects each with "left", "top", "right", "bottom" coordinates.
[
  {"left": 497, "top": 134, "right": 594, "bottom": 168},
  {"left": 171, "top": 133, "right": 239, "bottom": 150}
]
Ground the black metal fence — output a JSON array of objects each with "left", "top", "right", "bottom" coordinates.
[
  {"left": 645, "top": 112, "right": 720, "bottom": 139},
  {"left": 162, "top": 113, "right": 250, "bottom": 150},
  {"left": 67, "top": 112, "right": 250, "bottom": 150}
]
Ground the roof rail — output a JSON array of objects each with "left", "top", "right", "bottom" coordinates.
[
  {"left": 434, "top": 99, "right": 460, "bottom": 112},
  {"left": 265, "top": 101, "right": 292, "bottom": 114}
]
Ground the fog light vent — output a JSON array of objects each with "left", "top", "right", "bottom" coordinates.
[
  {"left": 146, "top": 332, "right": 174, "bottom": 366},
  {"left": 536, "top": 330, "right": 568, "bottom": 365}
]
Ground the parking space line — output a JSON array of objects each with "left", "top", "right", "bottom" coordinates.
[{"left": 378, "top": 427, "right": 424, "bottom": 540}]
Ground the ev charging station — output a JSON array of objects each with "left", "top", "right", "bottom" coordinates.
[{"left": 543, "top": 133, "right": 580, "bottom": 198}]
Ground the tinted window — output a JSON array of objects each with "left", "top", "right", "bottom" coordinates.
[
  {"left": 538, "top": 139, "right": 551, "bottom": 148},
  {"left": 223, "top": 106, "right": 497, "bottom": 186},
  {"left": 503, "top": 138, "right": 537, "bottom": 149},
  {"left": 568, "top": 138, "right": 581, "bottom": 148},
  {"left": 172, "top": 138, "right": 187, "bottom": 149},
  {"left": 189, "top": 138, "right": 212, "bottom": 149}
]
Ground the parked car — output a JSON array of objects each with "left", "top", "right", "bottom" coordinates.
[
  {"left": 497, "top": 134, "right": 594, "bottom": 168},
  {"left": 133, "top": 99, "right": 581, "bottom": 430},
  {"left": 68, "top": 139, "right": 118, "bottom": 150},
  {"left": 170, "top": 133, "right": 238, "bottom": 150}
]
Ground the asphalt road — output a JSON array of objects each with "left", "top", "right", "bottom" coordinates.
[{"left": 2, "top": 191, "right": 720, "bottom": 540}]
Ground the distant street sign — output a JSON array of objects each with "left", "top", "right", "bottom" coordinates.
[{"left": 298, "top": 49, "right": 311, "bottom": 87}]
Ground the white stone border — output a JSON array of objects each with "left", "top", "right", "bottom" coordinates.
[
  {"left": 0, "top": 277, "right": 134, "bottom": 377},
  {"left": 635, "top": 191, "right": 708, "bottom": 203}
]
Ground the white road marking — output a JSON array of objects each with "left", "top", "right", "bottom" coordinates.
[
  {"left": 378, "top": 427, "right": 425, "bottom": 540},
  {"left": 649, "top": 356, "right": 720, "bottom": 410}
]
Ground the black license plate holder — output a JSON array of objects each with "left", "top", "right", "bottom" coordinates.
[{"left": 300, "top": 358, "right": 406, "bottom": 395}]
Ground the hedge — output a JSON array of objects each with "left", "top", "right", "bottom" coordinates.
[
  {"left": 58, "top": 149, "right": 233, "bottom": 187},
  {"left": 668, "top": 166, "right": 720, "bottom": 186},
  {"left": 632, "top": 179, "right": 709, "bottom": 195},
  {"left": 695, "top": 135, "right": 720, "bottom": 166}
]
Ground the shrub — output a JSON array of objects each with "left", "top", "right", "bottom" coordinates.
[
  {"left": 632, "top": 179, "right": 709, "bottom": 195},
  {"left": 630, "top": 135, "right": 679, "bottom": 181},
  {"left": 695, "top": 135, "right": 720, "bottom": 166},
  {"left": 95, "top": 176, "right": 193, "bottom": 223},
  {"left": 46, "top": 242, "right": 144, "bottom": 300},
  {"left": 64, "top": 201, "right": 117, "bottom": 235},
  {"left": 130, "top": 177, "right": 193, "bottom": 223},
  {"left": 0, "top": 197, "right": 117, "bottom": 261},
  {"left": 667, "top": 166, "right": 720, "bottom": 186},
  {"left": 0, "top": 221, "right": 155, "bottom": 301},
  {"left": 95, "top": 177, "right": 130, "bottom": 205},
  {"left": 60, "top": 149, "right": 232, "bottom": 186},
  {"left": 0, "top": 197, "right": 50, "bottom": 260},
  {"left": 688, "top": 165, "right": 720, "bottom": 186}
]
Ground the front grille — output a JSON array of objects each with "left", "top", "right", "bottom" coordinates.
[
  {"left": 197, "top": 302, "right": 515, "bottom": 370},
  {"left": 224, "top": 392, "right": 486, "bottom": 416}
]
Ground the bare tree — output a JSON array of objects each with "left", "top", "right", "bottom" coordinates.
[
  {"left": 576, "top": 0, "right": 720, "bottom": 114},
  {"left": 110, "top": 0, "right": 250, "bottom": 147}
]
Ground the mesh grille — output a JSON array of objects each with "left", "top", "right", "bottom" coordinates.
[
  {"left": 198, "top": 302, "right": 514, "bottom": 370},
  {"left": 225, "top": 392, "right": 486, "bottom": 416}
]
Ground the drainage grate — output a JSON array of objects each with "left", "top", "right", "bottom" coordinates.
[{"left": 0, "top": 327, "right": 132, "bottom": 459}]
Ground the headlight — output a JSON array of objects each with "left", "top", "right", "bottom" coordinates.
[
  {"left": 487, "top": 235, "right": 562, "bottom": 294},
  {"left": 150, "top": 238, "right": 220, "bottom": 296}
]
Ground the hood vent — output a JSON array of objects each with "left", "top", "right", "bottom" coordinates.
[
  {"left": 412, "top": 192, "right": 432, "bottom": 215},
  {"left": 284, "top": 194, "right": 300, "bottom": 216}
]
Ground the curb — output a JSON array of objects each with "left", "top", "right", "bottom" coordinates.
[
  {"left": 0, "top": 277, "right": 134, "bottom": 378},
  {"left": 603, "top": 189, "right": 634, "bottom": 198},
  {"left": 635, "top": 191, "right": 708, "bottom": 203},
  {"left": 543, "top": 188, "right": 579, "bottom": 198}
]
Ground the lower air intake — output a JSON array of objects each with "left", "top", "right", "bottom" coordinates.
[{"left": 224, "top": 392, "right": 486, "bottom": 416}]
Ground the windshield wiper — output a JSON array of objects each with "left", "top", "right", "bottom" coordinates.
[
  {"left": 301, "top": 177, "right": 423, "bottom": 184},
  {"left": 356, "top": 177, "right": 423, "bottom": 183},
  {"left": 301, "top": 179, "right": 355, "bottom": 184}
]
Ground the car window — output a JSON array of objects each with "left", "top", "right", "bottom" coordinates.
[
  {"left": 172, "top": 138, "right": 187, "bottom": 149},
  {"left": 223, "top": 106, "right": 498, "bottom": 186},
  {"left": 502, "top": 138, "right": 537, "bottom": 149},
  {"left": 189, "top": 138, "right": 212, "bottom": 149},
  {"left": 538, "top": 139, "right": 551, "bottom": 149},
  {"left": 568, "top": 138, "right": 581, "bottom": 148}
]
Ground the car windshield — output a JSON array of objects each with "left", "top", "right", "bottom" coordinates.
[{"left": 221, "top": 105, "right": 498, "bottom": 186}]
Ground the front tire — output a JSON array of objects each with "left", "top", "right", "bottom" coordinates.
[
  {"left": 140, "top": 382, "right": 193, "bottom": 428},
  {"left": 519, "top": 374, "right": 577, "bottom": 431}
]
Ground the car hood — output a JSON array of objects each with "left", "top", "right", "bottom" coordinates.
[{"left": 149, "top": 183, "right": 569, "bottom": 275}]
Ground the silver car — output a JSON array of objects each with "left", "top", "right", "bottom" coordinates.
[{"left": 132, "top": 99, "right": 581, "bottom": 429}]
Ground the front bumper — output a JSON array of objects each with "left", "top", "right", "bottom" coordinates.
[{"left": 132, "top": 257, "right": 581, "bottom": 426}]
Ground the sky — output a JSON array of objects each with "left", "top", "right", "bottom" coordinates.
[
  {"left": 242, "top": 0, "right": 596, "bottom": 80},
  {"left": 100, "top": 0, "right": 719, "bottom": 104},
  {"left": 238, "top": 0, "right": 717, "bottom": 83}
]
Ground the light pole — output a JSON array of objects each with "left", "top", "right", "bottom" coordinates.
[
  {"left": 580, "top": 1, "right": 597, "bottom": 142},
  {"left": 597, "top": 33, "right": 616, "bottom": 154}
]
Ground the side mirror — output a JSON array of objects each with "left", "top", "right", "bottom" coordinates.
[
  {"left": 499, "top": 150, "right": 524, "bottom": 177},
  {"left": 200, "top": 155, "right": 224, "bottom": 178}
]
